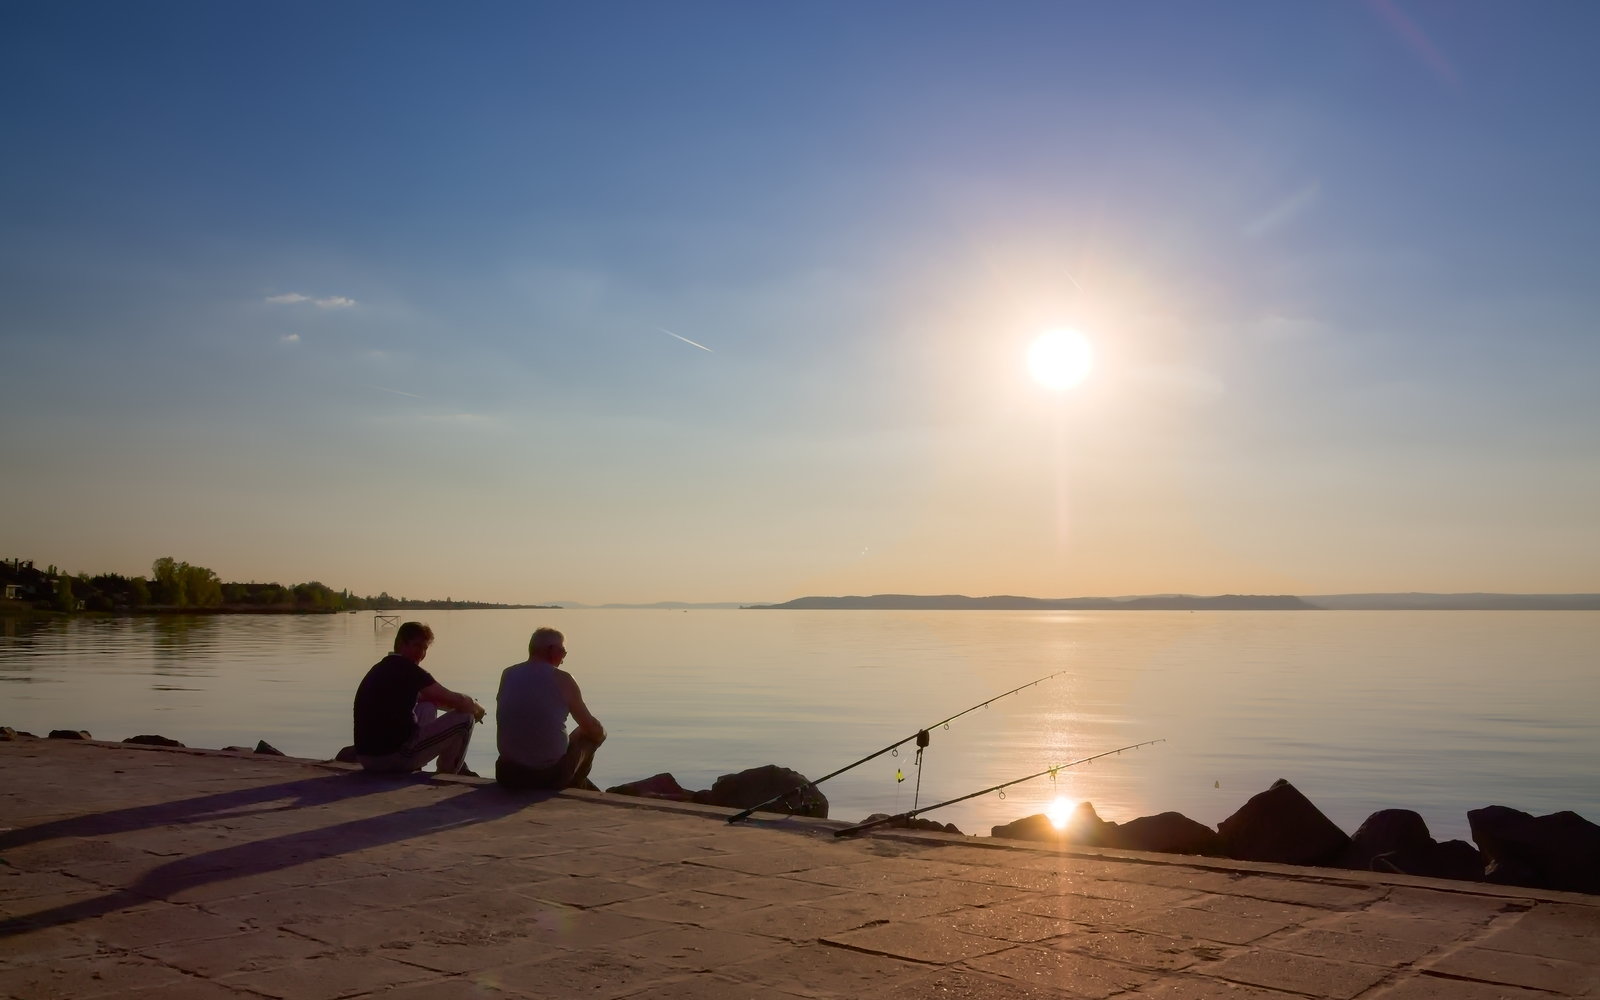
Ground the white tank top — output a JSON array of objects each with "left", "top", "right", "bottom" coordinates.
[{"left": 496, "top": 660, "right": 570, "bottom": 768}]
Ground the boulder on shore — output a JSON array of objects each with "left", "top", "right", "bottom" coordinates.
[
  {"left": 123, "top": 734, "right": 185, "bottom": 748},
  {"left": 697, "top": 764, "right": 828, "bottom": 818},
  {"left": 254, "top": 740, "right": 286, "bottom": 756},
  {"left": 1377, "top": 839, "right": 1485, "bottom": 882},
  {"left": 991, "top": 813, "right": 1059, "bottom": 842},
  {"left": 607, "top": 772, "right": 698, "bottom": 802},
  {"left": 48, "top": 729, "right": 91, "bottom": 740},
  {"left": 856, "top": 813, "right": 964, "bottom": 836},
  {"left": 332, "top": 745, "right": 361, "bottom": 763},
  {"left": 992, "top": 803, "right": 1112, "bottom": 845},
  {"left": 0, "top": 726, "right": 18, "bottom": 741},
  {"left": 1218, "top": 778, "right": 1350, "bottom": 866},
  {"left": 1340, "top": 809, "right": 1433, "bottom": 868},
  {"left": 1114, "top": 811, "right": 1225, "bottom": 856},
  {"left": 1336, "top": 809, "right": 1483, "bottom": 881},
  {"left": 1469, "top": 805, "right": 1600, "bottom": 894}
]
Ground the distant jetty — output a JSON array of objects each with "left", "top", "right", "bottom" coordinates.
[{"left": 744, "top": 592, "right": 1600, "bottom": 611}]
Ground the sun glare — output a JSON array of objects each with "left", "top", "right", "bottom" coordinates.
[
  {"left": 1046, "top": 795, "right": 1075, "bottom": 830},
  {"left": 1027, "top": 328, "right": 1094, "bottom": 391}
]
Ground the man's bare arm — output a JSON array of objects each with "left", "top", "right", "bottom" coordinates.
[
  {"left": 419, "top": 682, "right": 486, "bottom": 722},
  {"left": 557, "top": 670, "right": 606, "bottom": 743}
]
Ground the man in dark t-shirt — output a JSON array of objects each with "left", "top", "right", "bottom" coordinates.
[{"left": 353, "top": 621, "right": 485, "bottom": 775}]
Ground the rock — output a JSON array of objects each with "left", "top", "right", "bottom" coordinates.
[
  {"left": 1335, "top": 809, "right": 1481, "bottom": 880},
  {"left": 1469, "top": 805, "right": 1600, "bottom": 894},
  {"left": 254, "top": 740, "right": 286, "bottom": 756},
  {"left": 1060, "top": 801, "right": 1116, "bottom": 846},
  {"left": 1114, "top": 812, "right": 1225, "bottom": 856},
  {"left": 1217, "top": 778, "right": 1350, "bottom": 866},
  {"left": 700, "top": 764, "right": 828, "bottom": 818},
  {"left": 857, "top": 813, "right": 964, "bottom": 836},
  {"left": 607, "top": 772, "right": 698, "bottom": 802},
  {"left": 1372, "top": 839, "right": 1485, "bottom": 882},
  {"left": 221, "top": 746, "right": 251, "bottom": 753},
  {"left": 48, "top": 729, "right": 91, "bottom": 740},
  {"left": 991, "top": 813, "right": 1061, "bottom": 842},
  {"left": 992, "top": 802, "right": 1113, "bottom": 845},
  {"left": 123, "top": 734, "right": 185, "bottom": 748},
  {"left": 1339, "top": 809, "right": 1435, "bottom": 869},
  {"left": 0, "top": 726, "right": 16, "bottom": 741},
  {"left": 332, "top": 745, "right": 361, "bottom": 763}
]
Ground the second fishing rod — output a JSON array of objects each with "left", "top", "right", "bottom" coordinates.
[{"left": 726, "top": 668, "right": 1067, "bottom": 823}]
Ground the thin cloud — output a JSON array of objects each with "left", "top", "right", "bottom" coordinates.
[
  {"left": 659, "top": 327, "right": 714, "bottom": 353},
  {"left": 362, "top": 384, "right": 424, "bottom": 399},
  {"left": 1245, "top": 180, "right": 1322, "bottom": 238},
  {"left": 279, "top": 333, "right": 301, "bottom": 343},
  {"left": 264, "top": 292, "right": 358, "bottom": 308},
  {"left": 1369, "top": 0, "right": 1460, "bottom": 87}
]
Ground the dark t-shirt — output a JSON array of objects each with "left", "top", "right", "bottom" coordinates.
[{"left": 353, "top": 654, "right": 436, "bottom": 754}]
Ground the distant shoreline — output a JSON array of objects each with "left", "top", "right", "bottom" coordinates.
[{"left": 740, "top": 593, "right": 1600, "bottom": 611}]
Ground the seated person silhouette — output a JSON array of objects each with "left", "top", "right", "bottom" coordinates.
[
  {"left": 495, "top": 627, "right": 605, "bottom": 790},
  {"left": 352, "top": 621, "right": 484, "bottom": 775}
]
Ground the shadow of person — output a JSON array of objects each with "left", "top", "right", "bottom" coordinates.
[
  {"left": 0, "top": 780, "right": 541, "bottom": 939},
  {"left": 0, "top": 769, "right": 405, "bottom": 852}
]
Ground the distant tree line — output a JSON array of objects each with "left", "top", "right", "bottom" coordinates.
[{"left": 1, "top": 556, "right": 544, "bottom": 614}]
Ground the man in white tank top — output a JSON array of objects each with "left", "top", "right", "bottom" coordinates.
[{"left": 494, "top": 627, "right": 607, "bottom": 790}]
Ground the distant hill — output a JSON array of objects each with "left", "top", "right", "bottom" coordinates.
[
  {"left": 745, "top": 594, "right": 1316, "bottom": 611},
  {"left": 1303, "top": 593, "right": 1600, "bottom": 611},
  {"left": 743, "top": 592, "right": 1600, "bottom": 611},
  {"left": 544, "top": 601, "right": 756, "bottom": 610}
]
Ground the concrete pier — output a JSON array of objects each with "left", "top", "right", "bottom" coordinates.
[{"left": 2, "top": 738, "right": 1597, "bottom": 999}]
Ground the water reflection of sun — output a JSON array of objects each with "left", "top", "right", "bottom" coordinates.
[{"left": 1046, "top": 795, "right": 1076, "bottom": 829}]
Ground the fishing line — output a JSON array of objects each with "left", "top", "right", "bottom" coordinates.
[
  {"left": 726, "top": 669, "right": 1068, "bottom": 823},
  {"left": 833, "top": 738, "right": 1167, "bottom": 837}
]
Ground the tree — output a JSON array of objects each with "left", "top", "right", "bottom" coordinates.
[
  {"left": 55, "top": 575, "right": 75, "bottom": 612},
  {"left": 151, "top": 557, "right": 184, "bottom": 606},
  {"left": 130, "top": 577, "right": 150, "bottom": 607},
  {"left": 181, "top": 563, "right": 222, "bottom": 607}
]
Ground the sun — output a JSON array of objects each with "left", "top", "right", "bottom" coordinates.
[
  {"left": 1046, "top": 795, "right": 1076, "bottom": 830},
  {"left": 1027, "top": 328, "right": 1094, "bottom": 391}
]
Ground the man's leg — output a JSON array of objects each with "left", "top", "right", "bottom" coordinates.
[
  {"left": 554, "top": 733, "right": 601, "bottom": 789},
  {"left": 400, "top": 710, "right": 475, "bottom": 773}
]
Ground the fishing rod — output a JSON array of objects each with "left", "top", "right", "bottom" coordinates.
[
  {"left": 726, "top": 669, "right": 1068, "bottom": 823},
  {"left": 833, "top": 738, "right": 1166, "bottom": 837}
]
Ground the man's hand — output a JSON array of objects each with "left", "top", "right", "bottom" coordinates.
[{"left": 450, "top": 692, "right": 485, "bottom": 722}]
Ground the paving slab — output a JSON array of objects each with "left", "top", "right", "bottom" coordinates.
[{"left": 3, "top": 737, "right": 1600, "bottom": 1000}]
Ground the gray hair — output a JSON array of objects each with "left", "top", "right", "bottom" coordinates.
[{"left": 528, "top": 627, "right": 564, "bottom": 658}]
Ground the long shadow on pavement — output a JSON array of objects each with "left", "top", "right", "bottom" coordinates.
[
  {"left": 0, "top": 775, "right": 558, "bottom": 938},
  {"left": 0, "top": 771, "right": 401, "bottom": 850}
]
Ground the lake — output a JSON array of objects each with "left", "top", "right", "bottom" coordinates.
[{"left": 2, "top": 609, "right": 1595, "bottom": 842}]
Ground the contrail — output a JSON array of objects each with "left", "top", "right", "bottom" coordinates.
[
  {"left": 363, "top": 384, "right": 425, "bottom": 399},
  {"left": 659, "top": 327, "right": 714, "bottom": 353}
]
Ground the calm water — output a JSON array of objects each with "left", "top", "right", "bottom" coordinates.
[{"left": 2, "top": 609, "right": 1595, "bottom": 842}]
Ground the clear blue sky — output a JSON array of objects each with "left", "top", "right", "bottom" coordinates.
[{"left": 4, "top": 1, "right": 1597, "bottom": 603}]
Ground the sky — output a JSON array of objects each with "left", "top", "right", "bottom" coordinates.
[{"left": 3, "top": 1, "right": 1598, "bottom": 604}]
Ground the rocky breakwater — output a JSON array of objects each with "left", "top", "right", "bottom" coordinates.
[
  {"left": 3, "top": 727, "right": 294, "bottom": 758},
  {"left": 989, "top": 777, "right": 1600, "bottom": 896},
  {"left": 607, "top": 764, "right": 830, "bottom": 818}
]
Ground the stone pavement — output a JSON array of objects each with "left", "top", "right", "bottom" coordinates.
[{"left": 2, "top": 739, "right": 1598, "bottom": 1000}]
